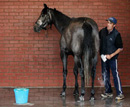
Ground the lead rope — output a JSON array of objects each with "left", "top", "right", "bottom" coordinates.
[
  {"left": 45, "top": 29, "right": 48, "bottom": 38},
  {"left": 44, "top": 24, "right": 52, "bottom": 38}
]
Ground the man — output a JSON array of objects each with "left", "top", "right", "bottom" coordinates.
[{"left": 99, "top": 17, "right": 124, "bottom": 100}]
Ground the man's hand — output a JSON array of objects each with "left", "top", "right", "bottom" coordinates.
[
  {"left": 106, "top": 48, "right": 123, "bottom": 60},
  {"left": 106, "top": 54, "right": 114, "bottom": 59}
]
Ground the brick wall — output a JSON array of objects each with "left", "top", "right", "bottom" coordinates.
[{"left": 0, "top": 0, "right": 129, "bottom": 87}]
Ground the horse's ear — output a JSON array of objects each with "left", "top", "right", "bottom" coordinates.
[
  {"left": 54, "top": 8, "right": 56, "bottom": 11},
  {"left": 43, "top": 4, "right": 48, "bottom": 8}
]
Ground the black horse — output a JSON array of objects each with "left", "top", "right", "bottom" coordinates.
[{"left": 34, "top": 4, "right": 99, "bottom": 101}]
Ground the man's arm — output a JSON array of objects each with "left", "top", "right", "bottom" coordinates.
[
  {"left": 106, "top": 48, "right": 123, "bottom": 59},
  {"left": 106, "top": 33, "right": 123, "bottom": 59}
]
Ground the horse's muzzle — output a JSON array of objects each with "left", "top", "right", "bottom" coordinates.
[{"left": 34, "top": 25, "right": 41, "bottom": 32}]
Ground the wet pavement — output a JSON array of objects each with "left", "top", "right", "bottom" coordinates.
[{"left": 0, "top": 87, "right": 130, "bottom": 107}]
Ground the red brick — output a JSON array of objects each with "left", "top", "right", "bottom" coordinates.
[{"left": 0, "top": 0, "right": 129, "bottom": 87}]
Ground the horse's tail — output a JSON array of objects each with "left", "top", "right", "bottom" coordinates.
[{"left": 82, "top": 22, "right": 94, "bottom": 85}]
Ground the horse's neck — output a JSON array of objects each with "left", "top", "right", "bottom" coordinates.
[{"left": 51, "top": 10, "right": 71, "bottom": 34}]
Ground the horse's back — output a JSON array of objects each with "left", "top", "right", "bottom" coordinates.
[
  {"left": 66, "top": 17, "right": 99, "bottom": 52},
  {"left": 60, "top": 17, "right": 99, "bottom": 56},
  {"left": 75, "top": 17, "right": 99, "bottom": 52}
]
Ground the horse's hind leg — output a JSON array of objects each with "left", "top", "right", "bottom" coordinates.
[
  {"left": 74, "top": 55, "right": 85, "bottom": 101},
  {"left": 73, "top": 64, "right": 79, "bottom": 95},
  {"left": 90, "top": 54, "right": 97, "bottom": 100},
  {"left": 60, "top": 50, "right": 68, "bottom": 96},
  {"left": 79, "top": 58, "right": 85, "bottom": 101}
]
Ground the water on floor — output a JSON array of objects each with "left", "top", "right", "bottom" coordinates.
[{"left": 0, "top": 87, "right": 129, "bottom": 107}]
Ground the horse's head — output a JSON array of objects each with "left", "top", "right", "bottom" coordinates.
[{"left": 34, "top": 4, "right": 52, "bottom": 32}]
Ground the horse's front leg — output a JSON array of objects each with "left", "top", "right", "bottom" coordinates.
[{"left": 60, "top": 50, "right": 68, "bottom": 96}]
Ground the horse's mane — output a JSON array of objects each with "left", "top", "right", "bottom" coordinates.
[
  {"left": 54, "top": 9, "right": 71, "bottom": 19},
  {"left": 52, "top": 8, "right": 71, "bottom": 25}
]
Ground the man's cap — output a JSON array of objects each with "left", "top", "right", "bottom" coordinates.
[{"left": 106, "top": 17, "right": 117, "bottom": 24}]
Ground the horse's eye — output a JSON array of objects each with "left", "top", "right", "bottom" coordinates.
[{"left": 42, "top": 14, "right": 46, "bottom": 17}]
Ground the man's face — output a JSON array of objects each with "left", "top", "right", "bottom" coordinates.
[{"left": 107, "top": 21, "right": 116, "bottom": 32}]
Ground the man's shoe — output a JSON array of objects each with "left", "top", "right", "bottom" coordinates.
[
  {"left": 115, "top": 94, "right": 124, "bottom": 100},
  {"left": 101, "top": 93, "right": 113, "bottom": 98}
]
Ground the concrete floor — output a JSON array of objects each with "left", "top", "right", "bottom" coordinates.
[{"left": 0, "top": 87, "right": 130, "bottom": 107}]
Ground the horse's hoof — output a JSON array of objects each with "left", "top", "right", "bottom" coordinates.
[
  {"left": 89, "top": 96, "right": 95, "bottom": 101},
  {"left": 79, "top": 96, "right": 84, "bottom": 101},
  {"left": 73, "top": 90, "right": 79, "bottom": 96},
  {"left": 60, "top": 91, "right": 66, "bottom": 96}
]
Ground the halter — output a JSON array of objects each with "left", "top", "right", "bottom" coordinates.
[
  {"left": 42, "top": 10, "right": 52, "bottom": 37},
  {"left": 41, "top": 10, "right": 52, "bottom": 30}
]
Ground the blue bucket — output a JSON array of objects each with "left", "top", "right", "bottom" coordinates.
[{"left": 14, "top": 88, "right": 29, "bottom": 104}]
